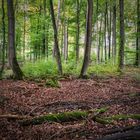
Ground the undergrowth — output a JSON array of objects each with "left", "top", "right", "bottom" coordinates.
[{"left": 22, "top": 59, "right": 119, "bottom": 79}]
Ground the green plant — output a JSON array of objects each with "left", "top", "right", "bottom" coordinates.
[{"left": 22, "top": 59, "right": 58, "bottom": 79}]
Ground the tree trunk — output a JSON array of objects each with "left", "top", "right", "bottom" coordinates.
[
  {"left": 7, "top": 0, "right": 23, "bottom": 80},
  {"left": 53, "top": 0, "right": 61, "bottom": 57},
  {"left": 80, "top": 0, "right": 93, "bottom": 77},
  {"left": 76, "top": 0, "right": 80, "bottom": 63},
  {"left": 23, "top": 0, "right": 26, "bottom": 61},
  {"left": 42, "top": 0, "right": 47, "bottom": 57},
  {"left": 64, "top": 20, "right": 68, "bottom": 61},
  {"left": 112, "top": 0, "right": 116, "bottom": 64},
  {"left": 118, "top": 0, "right": 125, "bottom": 70},
  {"left": 97, "top": 15, "right": 103, "bottom": 63},
  {"left": 107, "top": 3, "right": 111, "bottom": 60},
  {"left": 0, "top": 0, "right": 5, "bottom": 78},
  {"left": 50, "top": 0, "right": 63, "bottom": 75},
  {"left": 136, "top": 0, "right": 140, "bottom": 66},
  {"left": 104, "top": 1, "right": 107, "bottom": 62}
]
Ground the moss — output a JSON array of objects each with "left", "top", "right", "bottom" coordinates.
[
  {"left": 20, "top": 107, "right": 108, "bottom": 126},
  {"left": 45, "top": 78, "right": 60, "bottom": 88},
  {"left": 21, "top": 111, "right": 88, "bottom": 125},
  {"left": 104, "top": 114, "right": 140, "bottom": 122}
]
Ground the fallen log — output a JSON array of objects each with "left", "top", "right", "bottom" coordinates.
[
  {"left": 19, "top": 108, "right": 108, "bottom": 126},
  {"left": 0, "top": 114, "right": 29, "bottom": 120},
  {"left": 1, "top": 109, "right": 140, "bottom": 126}
]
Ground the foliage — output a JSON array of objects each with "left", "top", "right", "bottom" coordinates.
[
  {"left": 45, "top": 78, "right": 60, "bottom": 88},
  {"left": 22, "top": 59, "right": 58, "bottom": 78}
]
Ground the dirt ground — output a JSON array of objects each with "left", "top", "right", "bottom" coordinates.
[{"left": 0, "top": 76, "right": 140, "bottom": 140}]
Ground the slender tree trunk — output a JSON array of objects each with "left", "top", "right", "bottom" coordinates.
[
  {"left": 60, "top": 24, "right": 64, "bottom": 56},
  {"left": 7, "top": 0, "right": 23, "bottom": 79},
  {"left": 108, "top": 3, "right": 111, "bottom": 60},
  {"left": 104, "top": 1, "right": 107, "bottom": 62},
  {"left": 118, "top": 0, "right": 125, "bottom": 70},
  {"left": 112, "top": 0, "right": 116, "bottom": 64},
  {"left": 96, "top": 0, "right": 99, "bottom": 63},
  {"left": 136, "top": 0, "right": 140, "bottom": 66},
  {"left": 46, "top": 23, "right": 49, "bottom": 59},
  {"left": 23, "top": 0, "right": 26, "bottom": 61},
  {"left": 53, "top": 0, "right": 61, "bottom": 57},
  {"left": 76, "top": 0, "right": 80, "bottom": 63},
  {"left": 42, "top": 0, "right": 46, "bottom": 57},
  {"left": 50, "top": 0, "right": 62, "bottom": 75},
  {"left": 64, "top": 19, "right": 68, "bottom": 61},
  {"left": 97, "top": 15, "right": 103, "bottom": 63},
  {"left": 80, "top": 0, "right": 93, "bottom": 77},
  {"left": 0, "top": 0, "right": 5, "bottom": 78}
]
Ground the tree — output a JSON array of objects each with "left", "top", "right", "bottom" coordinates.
[
  {"left": 0, "top": 0, "right": 5, "bottom": 78},
  {"left": 49, "top": 0, "right": 63, "bottom": 75},
  {"left": 136, "top": 0, "right": 140, "bottom": 66},
  {"left": 118, "top": 0, "right": 125, "bottom": 70},
  {"left": 76, "top": 0, "right": 80, "bottom": 63},
  {"left": 7, "top": 0, "right": 23, "bottom": 79},
  {"left": 80, "top": 0, "right": 93, "bottom": 77},
  {"left": 112, "top": 0, "right": 116, "bottom": 63}
]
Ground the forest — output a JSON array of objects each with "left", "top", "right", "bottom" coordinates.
[{"left": 0, "top": 0, "right": 140, "bottom": 139}]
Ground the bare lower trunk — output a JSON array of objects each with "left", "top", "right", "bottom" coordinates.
[
  {"left": 118, "top": 0, "right": 125, "bottom": 70},
  {"left": 76, "top": 0, "right": 80, "bottom": 62},
  {"left": 0, "top": 0, "right": 5, "bottom": 77},
  {"left": 7, "top": 0, "right": 23, "bottom": 79},
  {"left": 112, "top": 0, "right": 116, "bottom": 64},
  {"left": 136, "top": 0, "right": 140, "bottom": 66},
  {"left": 80, "top": 0, "right": 93, "bottom": 77}
]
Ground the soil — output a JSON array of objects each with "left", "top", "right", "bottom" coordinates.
[{"left": 0, "top": 76, "right": 140, "bottom": 140}]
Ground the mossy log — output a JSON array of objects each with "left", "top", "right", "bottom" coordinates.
[
  {"left": 1, "top": 109, "right": 140, "bottom": 126},
  {"left": 103, "top": 114, "right": 140, "bottom": 124},
  {"left": 19, "top": 108, "right": 108, "bottom": 126}
]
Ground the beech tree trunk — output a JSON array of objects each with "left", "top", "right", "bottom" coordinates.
[
  {"left": 136, "top": 0, "right": 140, "bottom": 66},
  {"left": 53, "top": 0, "right": 61, "bottom": 57},
  {"left": 112, "top": 0, "right": 116, "bottom": 64},
  {"left": 98, "top": 15, "right": 103, "bottom": 63},
  {"left": 7, "top": 0, "right": 23, "bottom": 80},
  {"left": 104, "top": 1, "right": 107, "bottom": 62},
  {"left": 76, "top": 0, "right": 80, "bottom": 63},
  {"left": 42, "top": 0, "right": 46, "bottom": 57},
  {"left": 0, "top": 0, "right": 5, "bottom": 78},
  {"left": 80, "top": 0, "right": 93, "bottom": 77},
  {"left": 64, "top": 20, "right": 68, "bottom": 61},
  {"left": 118, "top": 0, "right": 125, "bottom": 70},
  {"left": 50, "top": 0, "right": 63, "bottom": 75}
]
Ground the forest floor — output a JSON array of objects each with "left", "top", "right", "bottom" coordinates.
[{"left": 0, "top": 70, "right": 140, "bottom": 140}]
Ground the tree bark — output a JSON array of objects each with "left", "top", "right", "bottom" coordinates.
[
  {"left": 53, "top": 0, "right": 61, "bottom": 57},
  {"left": 0, "top": 0, "right": 5, "bottom": 78},
  {"left": 64, "top": 19, "right": 68, "bottom": 61},
  {"left": 50, "top": 0, "right": 63, "bottom": 75},
  {"left": 7, "top": 0, "right": 23, "bottom": 80},
  {"left": 42, "top": 0, "right": 47, "bottom": 57},
  {"left": 97, "top": 15, "right": 103, "bottom": 63},
  {"left": 80, "top": 0, "right": 93, "bottom": 77},
  {"left": 118, "top": 0, "right": 125, "bottom": 70},
  {"left": 112, "top": 0, "right": 116, "bottom": 64},
  {"left": 104, "top": 1, "right": 107, "bottom": 62},
  {"left": 76, "top": 0, "right": 80, "bottom": 63},
  {"left": 136, "top": 0, "right": 140, "bottom": 66}
]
